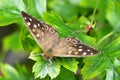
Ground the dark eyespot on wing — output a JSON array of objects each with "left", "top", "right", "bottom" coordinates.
[{"left": 65, "top": 37, "right": 81, "bottom": 44}]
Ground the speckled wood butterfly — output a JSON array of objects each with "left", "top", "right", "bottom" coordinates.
[{"left": 21, "top": 11, "right": 100, "bottom": 60}]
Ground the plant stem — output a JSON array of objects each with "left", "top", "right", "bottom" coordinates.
[
  {"left": 96, "top": 31, "right": 114, "bottom": 45},
  {"left": 91, "top": 0, "right": 99, "bottom": 25}
]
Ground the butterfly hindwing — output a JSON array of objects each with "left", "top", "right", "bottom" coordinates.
[{"left": 52, "top": 37, "right": 99, "bottom": 57}]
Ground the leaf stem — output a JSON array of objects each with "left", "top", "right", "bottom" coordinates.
[
  {"left": 91, "top": 0, "right": 99, "bottom": 25},
  {"left": 96, "top": 31, "right": 114, "bottom": 45}
]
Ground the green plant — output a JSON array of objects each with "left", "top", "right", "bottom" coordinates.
[{"left": 0, "top": 0, "right": 120, "bottom": 80}]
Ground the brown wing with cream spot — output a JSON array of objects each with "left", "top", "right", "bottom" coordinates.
[
  {"left": 21, "top": 11, "right": 59, "bottom": 51},
  {"left": 52, "top": 37, "right": 99, "bottom": 57}
]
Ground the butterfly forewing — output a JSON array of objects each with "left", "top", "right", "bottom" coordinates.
[
  {"left": 21, "top": 11, "right": 100, "bottom": 59},
  {"left": 21, "top": 11, "right": 59, "bottom": 51}
]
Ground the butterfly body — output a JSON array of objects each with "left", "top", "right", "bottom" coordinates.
[{"left": 21, "top": 11, "right": 100, "bottom": 60}]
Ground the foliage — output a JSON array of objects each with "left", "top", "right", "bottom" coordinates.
[
  {"left": 0, "top": 0, "right": 120, "bottom": 80},
  {"left": 0, "top": 63, "right": 34, "bottom": 80}
]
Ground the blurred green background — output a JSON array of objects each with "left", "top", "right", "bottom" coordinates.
[{"left": 0, "top": 0, "right": 120, "bottom": 80}]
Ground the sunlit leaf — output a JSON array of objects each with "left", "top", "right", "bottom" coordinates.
[
  {"left": 59, "top": 58, "right": 78, "bottom": 72},
  {"left": 32, "top": 59, "right": 61, "bottom": 79},
  {"left": 82, "top": 36, "right": 120, "bottom": 79},
  {"left": 0, "top": 0, "right": 25, "bottom": 26}
]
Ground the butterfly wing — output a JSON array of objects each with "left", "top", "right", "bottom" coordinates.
[
  {"left": 21, "top": 11, "right": 99, "bottom": 58},
  {"left": 21, "top": 11, "right": 59, "bottom": 51},
  {"left": 52, "top": 37, "right": 99, "bottom": 57}
]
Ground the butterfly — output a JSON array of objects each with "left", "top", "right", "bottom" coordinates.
[{"left": 21, "top": 11, "right": 100, "bottom": 60}]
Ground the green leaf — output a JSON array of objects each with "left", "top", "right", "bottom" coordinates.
[
  {"left": 23, "top": 0, "right": 43, "bottom": 19},
  {"left": 29, "top": 49, "right": 43, "bottom": 61},
  {"left": 42, "top": 12, "right": 71, "bottom": 37},
  {"left": 3, "top": 31, "right": 22, "bottom": 52},
  {"left": 34, "top": 0, "right": 46, "bottom": 15},
  {"left": 20, "top": 26, "right": 39, "bottom": 52},
  {"left": 106, "top": 1, "right": 120, "bottom": 31},
  {"left": 59, "top": 58, "right": 78, "bottom": 72},
  {"left": 32, "top": 59, "right": 61, "bottom": 79},
  {"left": 81, "top": 54, "right": 110, "bottom": 79},
  {"left": 0, "top": 0, "right": 25, "bottom": 26},
  {"left": 114, "top": 58, "right": 120, "bottom": 69},
  {"left": 48, "top": 61, "right": 61, "bottom": 79},
  {"left": 15, "top": 63, "right": 34, "bottom": 80},
  {"left": 105, "top": 68, "right": 114, "bottom": 80},
  {"left": 0, "top": 63, "right": 34, "bottom": 80},
  {"left": 0, "top": 0, "right": 46, "bottom": 26},
  {"left": 113, "top": 58, "right": 120, "bottom": 79},
  {"left": 55, "top": 67, "right": 75, "bottom": 80},
  {"left": 105, "top": 67, "right": 120, "bottom": 80},
  {"left": 33, "top": 60, "right": 47, "bottom": 79},
  {"left": 49, "top": 0, "right": 78, "bottom": 21},
  {"left": 74, "top": 33, "right": 96, "bottom": 45},
  {"left": 30, "top": 52, "right": 61, "bottom": 79},
  {"left": 0, "top": 64, "right": 19, "bottom": 80},
  {"left": 42, "top": 12, "right": 96, "bottom": 45},
  {"left": 81, "top": 36, "right": 120, "bottom": 79},
  {"left": 79, "top": 0, "right": 97, "bottom": 8},
  {"left": 103, "top": 36, "right": 120, "bottom": 56}
]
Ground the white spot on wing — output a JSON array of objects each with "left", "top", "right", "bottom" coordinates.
[
  {"left": 78, "top": 49, "right": 82, "bottom": 51},
  {"left": 83, "top": 52, "right": 87, "bottom": 56},
  {"left": 29, "top": 18, "right": 32, "bottom": 21},
  {"left": 38, "top": 23, "right": 40, "bottom": 26},
  {"left": 87, "top": 49, "right": 90, "bottom": 51},
  {"left": 74, "top": 52, "right": 79, "bottom": 55},
  {"left": 42, "top": 32, "right": 44, "bottom": 36},
  {"left": 41, "top": 27, "right": 44, "bottom": 30},
  {"left": 36, "top": 34, "right": 40, "bottom": 37},
  {"left": 74, "top": 44, "right": 77, "bottom": 46},
  {"left": 90, "top": 52, "right": 93, "bottom": 55},
  {"left": 32, "top": 29, "right": 35, "bottom": 32},
  {"left": 79, "top": 46, "right": 82, "bottom": 48},
  {"left": 68, "top": 47, "right": 72, "bottom": 50},
  {"left": 68, "top": 51, "right": 72, "bottom": 54},
  {"left": 34, "top": 24, "right": 37, "bottom": 28},
  {"left": 27, "top": 22, "right": 31, "bottom": 26},
  {"left": 24, "top": 17, "right": 27, "bottom": 20}
]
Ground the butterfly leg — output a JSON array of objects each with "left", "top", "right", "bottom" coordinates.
[{"left": 48, "top": 59, "right": 53, "bottom": 64}]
